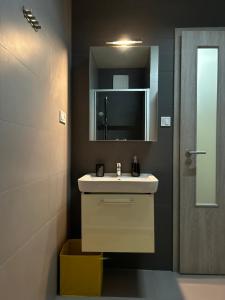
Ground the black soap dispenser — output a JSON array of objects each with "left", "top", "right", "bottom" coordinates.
[{"left": 131, "top": 155, "right": 140, "bottom": 177}]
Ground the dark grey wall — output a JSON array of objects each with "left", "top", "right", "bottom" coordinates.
[
  {"left": 98, "top": 68, "right": 148, "bottom": 89},
  {"left": 71, "top": 0, "right": 225, "bottom": 270}
]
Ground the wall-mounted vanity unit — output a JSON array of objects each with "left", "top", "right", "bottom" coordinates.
[
  {"left": 89, "top": 46, "right": 159, "bottom": 141},
  {"left": 78, "top": 173, "right": 158, "bottom": 253}
]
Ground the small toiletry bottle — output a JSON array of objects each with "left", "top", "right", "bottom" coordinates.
[{"left": 131, "top": 156, "right": 140, "bottom": 177}]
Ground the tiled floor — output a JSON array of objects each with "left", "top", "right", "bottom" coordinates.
[{"left": 56, "top": 269, "right": 225, "bottom": 300}]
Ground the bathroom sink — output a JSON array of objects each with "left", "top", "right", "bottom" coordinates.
[{"left": 78, "top": 173, "right": 158, "bottom": 194}]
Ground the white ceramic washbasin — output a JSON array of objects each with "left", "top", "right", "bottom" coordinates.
[{"left": 78, "top": 173, "right": 158, "bottom": 194}]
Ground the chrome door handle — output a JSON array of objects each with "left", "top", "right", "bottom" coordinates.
[{"left": 186, "top": 150, "right": 207, "bottom": 157}]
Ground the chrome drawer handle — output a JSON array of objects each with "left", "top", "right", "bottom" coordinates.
[
  {"left": 186, "top": 150, "right": 207, "bottom": 157},
  {"left": 100, "top": 199, "right": 135, "bottom": 204}
]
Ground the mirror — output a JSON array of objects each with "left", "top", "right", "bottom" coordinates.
[{"left": 89, "top": 46, "right": 159, "bottom": 141}]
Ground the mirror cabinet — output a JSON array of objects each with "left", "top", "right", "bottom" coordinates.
[{"left": 89, "top": 46, "right": 159, "bottom": 141}]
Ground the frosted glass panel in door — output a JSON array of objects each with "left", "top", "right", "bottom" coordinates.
[{"left": 196, "top": 48, "right": 218, "bottom": 206}]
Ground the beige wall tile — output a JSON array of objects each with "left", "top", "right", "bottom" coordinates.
[
  {"left": 48, "top": 129, "right": 68, "bottom": 176},
  {"left": 0, "top": 179, "right": 49, "bottom": 265},
  {"left": 0, "top": 45, "right": 68, "bottom": 131},
  {"left": 48, "top": 172, "right": 67, "bottom": 218},
  {"left": 0, "top": 209, "right": 67, "bottom": 300},
  {"left": 0, "top": 0, "right": 70, "bottom": 298},
  {"left": 0, "top": 0, "right": 51, "bottom": 76},
  {"left": 0, "top": 46, "right": 50, "bottom": 130},
  {"left": 0, "top": 121, "right": 51, "bottom": 192}
]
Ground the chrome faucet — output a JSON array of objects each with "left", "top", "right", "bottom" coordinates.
[{"left": 116, "top": 163, "right": 122, "bottom": 176}]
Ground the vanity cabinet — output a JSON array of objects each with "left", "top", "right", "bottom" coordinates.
[{"left": 81, "top": 193, "right": 154, "bottom": 253}]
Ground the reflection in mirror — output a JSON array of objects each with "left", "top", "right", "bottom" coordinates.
[
  {"left": 196, "top": 48, "right": 218, "bottom": 206},
  {"left": 96, "top": 91, "right": 146, "bottom": 140},
  {"left": 89, "top": 46, "right": 159, "bottom": 141}
]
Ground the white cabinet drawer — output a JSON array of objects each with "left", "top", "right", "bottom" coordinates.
[{"left": 81, "top": 193, "right": 154, "bottom": 253}]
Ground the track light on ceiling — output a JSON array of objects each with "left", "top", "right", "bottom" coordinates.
[
  {"left": 23, "top": 8, "right": 32, "bottom": 15},
  {"left": 22, "top": 6, "right": 41, "bottom": 32},
  {"left": 28, "top": 17, "right": 37, "bottom": 23}
]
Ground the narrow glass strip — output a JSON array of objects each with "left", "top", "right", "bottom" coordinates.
[{"left": 196, "top": 48, "right": 218, "bottom": 206}]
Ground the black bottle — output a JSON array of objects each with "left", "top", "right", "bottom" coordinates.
[
  {"left": 131, "top": 156, "right": 140, "bottom": 177},
  {"left": 96, "top": 163, "right": 104, "bottom": 177}
]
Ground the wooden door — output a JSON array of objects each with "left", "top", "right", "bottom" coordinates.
[{"left": 180, "top": 30, "right": 225, "bottom": 274}]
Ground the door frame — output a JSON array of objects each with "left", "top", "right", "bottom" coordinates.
[{"left": 173, "top": 27, "right": 225, "bottom": 272}]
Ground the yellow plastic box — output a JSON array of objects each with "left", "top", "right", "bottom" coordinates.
[{"left": 60, "top": 239, "right": 103, "bottom": 296}]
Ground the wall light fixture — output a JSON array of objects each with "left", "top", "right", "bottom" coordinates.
[{"left": 105, "top": 40, "right": 143, "bottom": 46}]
